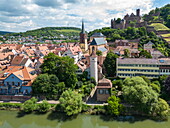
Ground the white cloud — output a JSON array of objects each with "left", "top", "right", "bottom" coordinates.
[{"left": 0, "top": 0, "right": 157, "bottom": 32}]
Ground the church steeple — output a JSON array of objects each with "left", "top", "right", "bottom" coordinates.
[
  {"left": 79, "top": 20, "right": 88, "bottom": 52},
  {"left": 81, "top": 20, "right": 85, "bottom": 34}
]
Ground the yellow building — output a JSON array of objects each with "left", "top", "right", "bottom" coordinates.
[
  {"left": 89, "top": 37, "right": 108, "bottom": 57},
  {"left": 117, "top": 58, "right": 161, "bottom": 79}
]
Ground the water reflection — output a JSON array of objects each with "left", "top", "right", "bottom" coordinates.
[{"left": 0, "top": 110, "right": 169, "bottom": 128}]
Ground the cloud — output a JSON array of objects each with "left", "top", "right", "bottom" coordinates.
[
  {"left": 0, "top": 0, "right": 160, "bottom": 32},
  {"left": 34, "top": 0, "right": 62, "bottom": 8}
]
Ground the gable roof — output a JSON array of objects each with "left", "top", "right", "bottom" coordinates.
[
  {"left": 0, "top": 66, "right": 37, "bottom": 81},
  {"left": 98, "top": 47, "right": 108, "bottom": 52},
  {"left": 69, "top": 45, "right": 82, "bottom": 55},
  {"left": 10, "top": 55, "right": 32, "bottom": 66},
  {"left": 90, "top": 38, "right": 107, "bottom": 46},
  {"left": 10, "top": 55, "right": 24, "bottom": 65},
  {"left": 147, "top": 41, "right": 154, "bottom": 45},
  {"left": 91, "top": 33, "right": 105, "bottom": 37}
]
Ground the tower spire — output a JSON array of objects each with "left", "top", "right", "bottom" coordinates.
[{"left": 81, "top": 19, "right": 85, "bottom": 34}]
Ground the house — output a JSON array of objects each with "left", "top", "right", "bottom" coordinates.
[
  {"left": 144, "top": 41, "right": 154, "bottom": 50},
  {"left": 89, "top": 32, "right": 106, "bottom": 42},
  {"left": 10, "top": 55, "right": 33, "bottom": 67},
  {"left": 96, "top": 78, "right": 112, "bottom": 102},
  {"left": 114, "top": 46, "right": 139, "bottom": 57},
  {"left": 114, "top": 40, "right": 138, "bottom": 49},
  {"left": 89, "top": 38, "right": 109, "bottom": 57},
  {"left": 0, "top": 66, "right": 37, "bottom": 95},
  {"left": 62, "top": 45, "right": 83, "bottom": 63}
]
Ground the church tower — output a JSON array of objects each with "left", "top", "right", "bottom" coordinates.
[
  {"left": 90, "top": 50, "right": 98, "bottom": 83},
  {"left": 80, "top": 20, "right": 88, "bottom": 52}
]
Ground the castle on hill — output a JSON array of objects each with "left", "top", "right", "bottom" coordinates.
[{"left": 111, "top": 9, "right": 147, "bottom": 29}]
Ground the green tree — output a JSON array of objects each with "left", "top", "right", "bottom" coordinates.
[
  {"left": 111, "top": 33, "right": 123, "bottom": 41},
  {"left": 115, "top": 18, "right": 121, "bottom": 24},
  {"left": 124, "top": 49, "right": 130, "bottom": 58},
  {"left": 140, "top": 76, "right": 151, "bottom": 85},
  {"left": 150, "top": 98, "right": 169, "bottom": 120},
  {"left": 122, "top": 77, "right": 159, "bottom": 114},
  {"left": 80, "top": 83, "right": 95, "bottom": 97},
  {"left": 96, "top": 50, "right": 102, "bottom": 56},
  {"left": 32, "top": 74, "right": 65, "bottom": 99},
  {"left": 103, "top": 52, "right": 118, "bottom": 77},
  {"left": 40, "top": 53, "right": 78, "bottom": 88},
  {"left": 36, "top": 100, "right": 51, "bottom": 113},
  {"left": 166, "top": 15, "right": 170, "bottom": 28},
  {"left": 21, "top": 97, "right": 37, "bottom": 113},
  {"left": 112, "top": 79, "right": 123, "bottom": 91},
  {"left": 107, "top": 95, "right": 124, "bottom": 116},
  {"left": 59, "top": 90, "right": 83, "bottom": 116},
  {"left": 126, "top": 27, "right": 137, "bottom": 39},
  {"left": 129, "top": 21, "right": 136, "bottom": 27},
  {"left": 150, "top": 83, "right": 161, "bottom": 93},
  {"left": 139, "top": 49, "right": 152, "bottom": 58}
]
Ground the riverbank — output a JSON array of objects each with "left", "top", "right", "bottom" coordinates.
[{"left": 0, "top": 110, "right": 170, "bottom": 128}]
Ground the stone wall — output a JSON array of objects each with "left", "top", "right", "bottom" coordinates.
[{"left": 0, "top": 95, "right": 31, "bottom": 102}]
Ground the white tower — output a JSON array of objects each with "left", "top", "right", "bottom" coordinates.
[{"left": 90, "top": 50, "right": 98, "bottom": 83}]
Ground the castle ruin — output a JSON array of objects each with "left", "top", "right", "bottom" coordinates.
[{"left": 111, "top": 9, "right": 147, "bottom": 29}]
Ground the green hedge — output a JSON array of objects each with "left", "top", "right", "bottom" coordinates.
[{"left": 0, "top": 103, "right": 22, "bottom": 110}]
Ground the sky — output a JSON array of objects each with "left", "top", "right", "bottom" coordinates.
[{"left": 0, "top": 0, "right": 169, "bottom": 32}]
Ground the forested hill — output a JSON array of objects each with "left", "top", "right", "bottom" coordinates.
[
  {"left": 143, "top": 4, "right": 170, "bottom": 28},
  {"left": 0, "top": 31, "right": 13, "bottom": 35},
  {"left": 6, "top": 27, "right": 81, "bottom": 38}
]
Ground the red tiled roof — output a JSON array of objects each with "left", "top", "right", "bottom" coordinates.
[{"left": 10, "top": 55, "right": 24, "bottom": 65}]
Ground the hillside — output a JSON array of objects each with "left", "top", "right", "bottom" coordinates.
[
  {"left": 143, "top": 4, "right": 170, "bottom": 28},
  {"left": 0, "top": 31, "right": 13, "bottom": 35},
  {"left": 6, "top": 27, "right": 81, "bottom": 39},
  {"left": 149, "top": 23, "right": 170, "bottom": 31}
]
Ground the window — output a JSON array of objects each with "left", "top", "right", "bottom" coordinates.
[
  {"left": 105, "top": 90, "right": 109, "bottom": 94},
  {"left": 0, "top": 81, "right": 3, "bottom": 84},
  {"left": 99, "top": 89, "right": 104, "bottom": 94}
]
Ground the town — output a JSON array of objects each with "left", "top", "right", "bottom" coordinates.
[{"left": 0, "top": 4, "right": 170, "bottom": 122}]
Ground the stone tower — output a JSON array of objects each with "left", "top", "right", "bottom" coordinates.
[
  {"left": 79, "top": 20, "right": 88, "bottom": 52},
  {"left": 136, "top": 9, "right": 140, "bottom": 16},
  {"left": 90, "top": 49, "right": 98, "bottom": 83}
]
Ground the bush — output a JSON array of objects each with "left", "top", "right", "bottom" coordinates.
[
  {"left": 91, "top": 105, "right": 106, "bottom": 114},
  {"left": 36, "top": 100, "right": 51, "bottom": 113},
  {"left": 81, "top": 104, "right": 92, "bottom": 112},
  {"left": 21, "top": 97, "right": 37, "bottom": 113},
  {"left": 0, "top": 103, "right": 21, "bottom": 110},
  {"left": 107, "top": 95, "right": 124, "bottom": 116}
]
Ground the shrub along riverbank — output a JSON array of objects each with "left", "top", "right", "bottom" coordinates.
[{"left": 0, "top": 96, "right": 169, "bottom": 121}]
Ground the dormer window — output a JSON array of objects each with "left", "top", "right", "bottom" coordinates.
[{"left": 23, "top": 81, "right": 28, "bottom": 85}]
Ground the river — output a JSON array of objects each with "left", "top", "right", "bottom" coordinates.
[{"left": 0, "top": 110, "right": 170, "bottom": 128}]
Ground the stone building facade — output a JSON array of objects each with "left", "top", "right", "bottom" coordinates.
[{"left": 111, "top": 9, "right": 147, "bottom": 29}]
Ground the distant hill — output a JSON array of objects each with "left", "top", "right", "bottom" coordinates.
[
  {"left": 6, "top": 27, "right": 81, "bottom": 39},
  {"left": 0, "top": 31, "right": 13, "bottom": 35}
]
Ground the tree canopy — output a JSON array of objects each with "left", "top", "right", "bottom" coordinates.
[
  {"left": 40, "top": 53, "right": 78, "bottom": 88},
  {"left": 122, "top": 77, "right": 169, "bottom": 120},
  {"left": 107, "top": 95, "right": 124, "bottom": 116},
  {"left": 103, "top": 52, "right": 118, "bottom": 77},
  {"left": 59, "top": 89, "right": 83, "bottom": 116},
  {"left": 32, "top": 74, "right": 65, "bottom": 99}
]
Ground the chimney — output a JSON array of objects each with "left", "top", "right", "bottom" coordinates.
[{"left": 136, "top": 9, "right": 140, "bottom": 16}]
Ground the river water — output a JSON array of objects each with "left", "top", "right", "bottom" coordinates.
[{"left": 0, "top": 110, "right": 170, "bottom": 128}]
